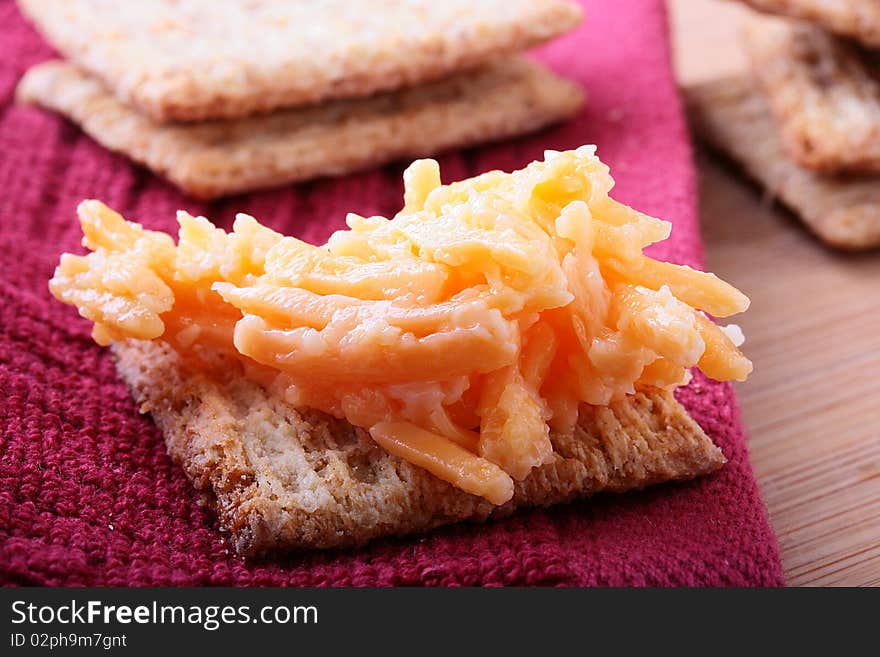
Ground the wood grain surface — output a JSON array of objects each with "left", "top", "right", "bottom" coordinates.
[{"left": 669, "top": 0, "right": 880, "bottom": 586}]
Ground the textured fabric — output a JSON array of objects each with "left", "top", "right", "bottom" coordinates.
[{"left": 0, "top": 0, "right": 784, "bottom": 586}]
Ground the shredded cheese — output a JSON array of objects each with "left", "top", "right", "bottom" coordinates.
[{"left": 49, "top": 146, "right": 752, "bottom": 504}]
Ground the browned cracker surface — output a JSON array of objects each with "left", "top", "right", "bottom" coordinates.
[
  {"left": 736, "top": 0, "right": 880, "bottom": 48},
  {"left": 17, "top": 59, "right": 583, "bottom": 200},
  {"left": 112, "top": 340, "right": 726, "bottom": 556},
  {"left": 16, "top": 0, "right": 582, "bottom": 122},
  {"left": 686, "top": 76, "right": 880, "bottom": 250},
  {"left": 744, "top": 15, "right": 880, "bottom": 173}
]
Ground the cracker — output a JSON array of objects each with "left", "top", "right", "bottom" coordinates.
[
  {"left": 16, "top": 0, "right": 583, "bottom": 122},
  {"left": 112, "top": 339, "right": 725, "bottom": 556},
  {"left": 17, "top": 59, "right": 584, "bottom": 200},
  {"left": 686, "top": 76, "right": 880, "bottom": 250},
  {"left": 744, "top": 15, "right": 880, "bottom": 173},
  {"left": 736, "top": 0, "right": 880, "bottom": 49}
]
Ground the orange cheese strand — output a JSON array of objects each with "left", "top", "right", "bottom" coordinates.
[
  {"left": 694, "top": 312, "right": 753, "bottom": 382},
  {"left": 604, "top": 257, "right": 750, "bottom": 318},
  {"left": 48, "top": 146, "right": 753, "bottom": 504},
  {"left": 369, "top": 422, "right": 514, "bottom": 505}
]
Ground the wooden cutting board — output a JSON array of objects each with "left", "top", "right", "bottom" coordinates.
[{"left": 668, "top": 0, "right": 880, "bottom": 586}]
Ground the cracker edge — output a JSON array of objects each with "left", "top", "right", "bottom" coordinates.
[{"left": 737, "top": 0, "right": 880, "bottom": 49}]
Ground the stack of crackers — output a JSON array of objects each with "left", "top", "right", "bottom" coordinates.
[
  {"left": 15, "top": 0, "right": 585, "bottom": 200},
  {"left": 687, "top": 0, "right": 880, "bottom": 250}
]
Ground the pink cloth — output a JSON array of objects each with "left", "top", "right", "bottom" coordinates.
[{"left": 0, "top": 0, "right": 784, "bottom": 586}]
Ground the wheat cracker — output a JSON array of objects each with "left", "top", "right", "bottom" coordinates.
[
  {"left": 17, "top": 0, "right": 582, "bottom": 122},
  {"left": 113, "top": 339, "right": 725, "bottom": 555},
  {"left": 744, "top": 15, "right": 880, "bottom": 173},
  {"left": 18, "top": 59, "right": 584, "bottom": 199},
  {"left": 686, "top": 76, "right": 880, "bottom": 250}
]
